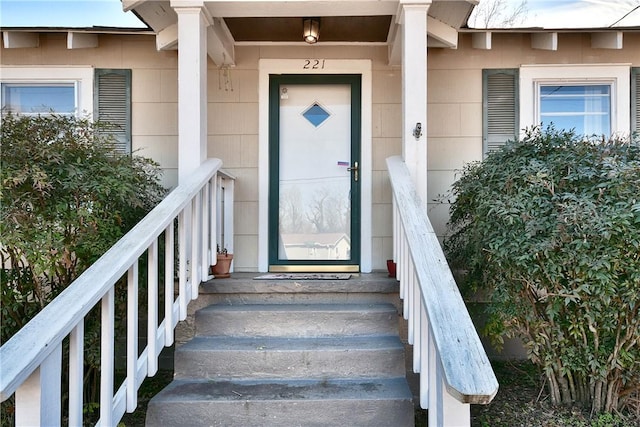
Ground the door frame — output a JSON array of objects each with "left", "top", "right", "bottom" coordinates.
[
  {"left": 268, "top": 74, "right": 361, "bottom": 271},
  {"left": 258, "top": 59, "right": 372, "bottom": 273}
]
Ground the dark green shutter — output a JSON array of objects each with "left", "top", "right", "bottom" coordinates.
[
  {"left": 632, "top": 67, "right": 640, "bottom": 136},
  {"left": 94, "top": 69, "right": 132, "bottom": 154},
  {"left": 482, "top": 69, "right": 519, "bottom": 154}
]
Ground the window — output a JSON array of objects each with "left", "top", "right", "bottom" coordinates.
[
  {"left": 0, "top": 67, "right": 132, "bottom": 154},
  {"left": 520, "top": 64, "right": 630, "bottom": 139},
  {"left": 0, "top": 67, "right": 93, "bottom": 117},
  {"left": 1, "top": 83, "right": 76, "bottom": 115},
  {"left": 539, "top": 84, "right": 611, "bottom": 136},
  {"left": 483, "top": 64, "right": 636, "bottom": 154}
]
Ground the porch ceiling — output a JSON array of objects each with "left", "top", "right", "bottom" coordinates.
[{"left": 123, "top": 0, "right": 476, "bottom": 63}]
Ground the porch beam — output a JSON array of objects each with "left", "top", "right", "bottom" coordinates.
[
  {"left": 531, "top": 32, "right": 557, "bottom": 50},
  {"left": 207, "top": 17, "right": 235, "bottom": 66},
  {"left": 2, "top": 32, "right": 39, "bottom": 48},
  {"left": 175, "top": 5, "right": 210, "bottom": 181},
  {"left": 426, "top": 16, "right": 457, "bottom": 49},
  {"left": 156, "top": 24, "right": 178, "bottom": 50},
  {"left": 400, "top": 0, "right": 430, "bottom": 207},
  {"left": 67, "top": 32, "right": 98, "bottom": 49},
  {"left": 591, "top": 31, "right": 623, "bottom": 49},
  {"left": 122, "top": 0, "right": 147, "bottom": 12},
  {"left": 198, "top": 0, "right": 399, "bottom": 17}
]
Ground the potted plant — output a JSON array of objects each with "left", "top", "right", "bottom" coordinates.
[{"left": 211, "top": 244, "right": 233, "bottom": 278}]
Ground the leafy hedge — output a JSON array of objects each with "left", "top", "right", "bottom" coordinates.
[
  {"left": 444, "top": 126, "right": 640, "bottom": 414},
  {"left": 1, "top": 113, "right": 165, "bottom": 419}
]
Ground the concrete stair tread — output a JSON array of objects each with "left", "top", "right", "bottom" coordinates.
[
  {"left": 180, "top": 335, "right": 404, "bottom": 352},
  {"left": 199, "top": 302, "right": 397, "bottom": 313},
  {"left": 151, "top": 377, "right": 412, "bottom": 402},
  {"left": 200, "top": 272, "right": 399, "bottom": 294}
]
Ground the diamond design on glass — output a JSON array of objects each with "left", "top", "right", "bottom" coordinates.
[{"left": 302, "top": 102, "right": 331, "bottom": 127}]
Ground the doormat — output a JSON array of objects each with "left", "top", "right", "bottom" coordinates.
[{"left": 253, "top": 273, "right": 351, "bottom": 280}]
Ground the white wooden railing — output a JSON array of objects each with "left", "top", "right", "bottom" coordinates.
[
  {"left": 0, "top": 159, "right": 235, "bottom": 426},
  {"left": 386, "top": 156, "right": 498, "bottom": 427}
]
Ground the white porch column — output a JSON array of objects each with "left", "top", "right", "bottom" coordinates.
[
  {"left": 400, "top": 0, "right": 430, "bottom": 207},
  {"left": 173, "top": 1, "right": 210, "bottom": 182}
]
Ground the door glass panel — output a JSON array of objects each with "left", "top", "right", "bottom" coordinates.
[{"left": 278, "top": 84, "right": 351, "bottom": 261}]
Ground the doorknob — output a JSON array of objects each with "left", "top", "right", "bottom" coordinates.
[{"left": 347, "top": 161, "right": 359, "bottom": 182}]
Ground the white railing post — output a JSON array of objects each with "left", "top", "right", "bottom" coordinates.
[
  {"left": 127, "top": 263, "right": 139, "bottom": 412},
  {"left": 15, "top": 344, "right": 62, "bottom": 426},
  {"left": 201, "top": 181, "right": 211, "bottom": 280},
  {"left": 100, "top": 288, "right": 115, "bottom": 427},
  {"left": 68, "top": 322, "right": 84, "bottom": 426},
  {"left": 223, "top": 178, "right": 234, "bottom": 259},
  {"left": 178, "top": 210, "right": 188, "bottom": 320},
  {"left": 148, "top": 240, "right": 159, "bottom": 376},
  {"left": 210, "top": 176, "right": 218, "bottom": 266},
  {"left": 164, "top": 222, "right": 175, "bottom": 347},
  {"left": 191, "top": 194, "right": 201, "bottom": 297}
]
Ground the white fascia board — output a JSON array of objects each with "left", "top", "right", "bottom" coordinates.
[
  {"left": 67, "top": 32, "right": 98, "bottom": 49},
  {"left": 3, "top": 32, "right": 39, "bottom": 49}
]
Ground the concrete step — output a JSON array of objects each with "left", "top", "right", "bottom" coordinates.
[
  {"left": 192, "top": 272, "right": 401, "bottom": 308},
  {"left": 145, "top": 377, "right": 414, "bottom": 427},
  {"left": 174, "top": 335, "right": 406, "bottom": 380},
  {"left": 195, "top": 303, "right": 399, "bottom": 338}
]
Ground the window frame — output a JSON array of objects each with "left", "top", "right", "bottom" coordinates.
[
  {"left": 520, "top": 64, "right": 631, "bottom": 138},
  {"left": 0, "top": 67, "right": 94, "bottom": 118}
]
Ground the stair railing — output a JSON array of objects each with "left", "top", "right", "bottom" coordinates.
[
  {"left": 0, "top": 158, "right": 234, "bottom": 426},
  {"left": 386, "top": 156, "right": 498, "bottom": 427}
]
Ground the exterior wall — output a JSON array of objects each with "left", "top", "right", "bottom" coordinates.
[
  {"left": 0, "top": 33, "right": 180, "bottom": 188},
  {"left": 212, "top": 45, "right": 401, "bottom": 272},
  {"left": 0, "top": 36, "right": 402, "bottom": 272},
  {"left": 427, "top": 32, "right": 640, "bottom": 239},
  {"left": 4, "top": 31, "right": 638, "bottom": 273}
]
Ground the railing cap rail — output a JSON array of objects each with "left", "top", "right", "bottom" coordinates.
[
  {"left": 386, "top": 155, "right": 499, "bottom": 404},
  {"left": 0, "top": 158, "right": 223, "bottom": 401}
]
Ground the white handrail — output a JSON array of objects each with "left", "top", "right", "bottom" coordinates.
[
  {"left": 386, "top": 155, "right": 498, "bottom": 427},
  {"left": 0, "top": 158, "right": 235, "bottom": 426}
]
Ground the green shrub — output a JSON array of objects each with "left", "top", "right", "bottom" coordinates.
[
  {"left": 444, "top": 126, "right": 640, "bottom": 414},
  {"left": 1, "top": 113, "right": 165, "bottom": 420}
]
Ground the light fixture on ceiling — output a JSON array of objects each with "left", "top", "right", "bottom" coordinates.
[{"left": 303, "top": 18, "right": 320, "bottom": 44}]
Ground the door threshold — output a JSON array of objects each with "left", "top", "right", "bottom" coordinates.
[{"left": 269, "top": 265, "right": 360, "bottom": 273}]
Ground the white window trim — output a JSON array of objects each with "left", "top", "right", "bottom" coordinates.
[
  {"left": 520, "top": 64, "right": 631, "bottom": 138},
  {"left": 0, "top": 66, "right": 94, "bottom": 118}
]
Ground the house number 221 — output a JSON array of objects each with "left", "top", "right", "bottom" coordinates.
[{"left": 303, "top": 59, "right": 325, "bottom": 70}]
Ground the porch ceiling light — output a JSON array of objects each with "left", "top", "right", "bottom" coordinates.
[{"left": 303, "top": 18, "right": 320, "bottom": 44}]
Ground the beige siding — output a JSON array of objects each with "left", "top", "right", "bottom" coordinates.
[{"left": 3, "top": 31, "right": 639, "bottom": 272}]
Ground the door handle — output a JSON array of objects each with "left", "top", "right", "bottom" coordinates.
[{"left": 347, "top": 161, "right": 359, "bottom": 182}]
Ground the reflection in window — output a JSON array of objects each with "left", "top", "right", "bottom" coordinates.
[
  {"left": 1, "top": 83, "right": 76, "bottom": 115},
  {"left": 539, "top": 84, "right": 611, "bottom": 136}
]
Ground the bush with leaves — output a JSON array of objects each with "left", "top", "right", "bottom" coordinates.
[
  {"left": 444, "top": 126, "right": 640, "bottom": 415},
  {"left": 1, "top": 113, "right": 165, "bottom": 418}
]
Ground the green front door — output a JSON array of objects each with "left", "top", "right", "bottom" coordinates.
[{"left": 269, "top": 74, "right": 361, "bottom": 272}]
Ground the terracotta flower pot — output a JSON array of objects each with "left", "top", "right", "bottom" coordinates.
[
  {"left": 387, "top": 259, "right": 396, "bottom": 278},
  {"left": 212, "top": 253, "right": 233, "bottom": 278}
]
